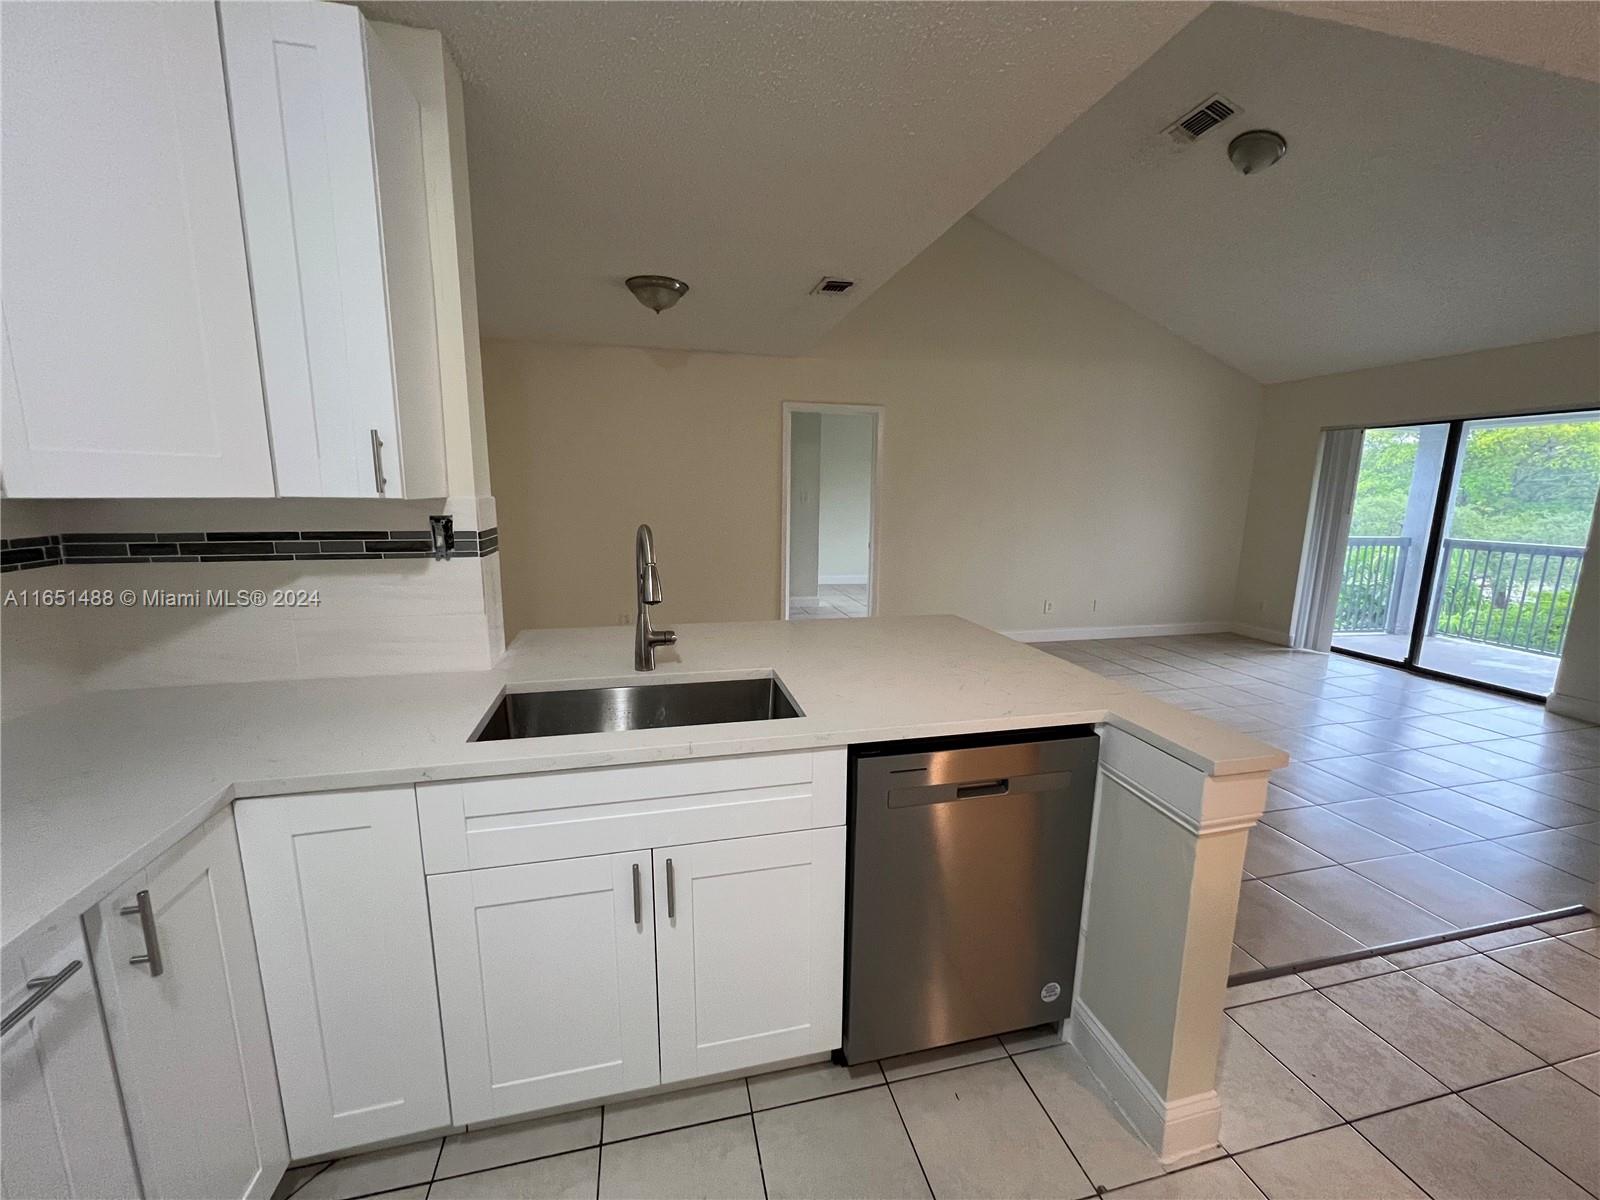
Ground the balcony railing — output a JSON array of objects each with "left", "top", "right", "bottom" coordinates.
[
  {"left": 1334, "top": 537, "right": 1410, "bottom": 633},
  {"left": 1428, "top": 538, "right": 1586, "bottom": 657},
  {"left": 1335, "top": 535, "right": 1586, "bottom": 656}
]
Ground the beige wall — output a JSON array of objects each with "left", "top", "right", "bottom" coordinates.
[
  {"left": 484, "top": 217, "right": 1263, "bottom": 638},
  {"left": 1231, "top": 333, "right": 1600, "bottom": 704}
]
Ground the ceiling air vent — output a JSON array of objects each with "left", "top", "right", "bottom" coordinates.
[
  {"left": 1165, "top": 94, "right": 1236, "bottom": 144},
  {"left": 811, "top": 277, "right": 855, "bottom": 296}
]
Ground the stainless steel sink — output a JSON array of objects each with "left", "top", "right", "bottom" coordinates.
[{"left": 472, "top": 675, "right": 803, "bottom": 741}]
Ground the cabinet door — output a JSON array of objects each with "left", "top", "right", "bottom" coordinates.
[
  {"left": 0, "top": 1, "right": 273, "bottom": 498},
  {"left": 429, "top": 852, "right": 659, "bottom": 1124},
  {"left": 1, "top": 922, "right": 141, "bottom": 1200},
  {"left": 235, "top": 788, "right": 450, "bottom": 1160},
  {"left": 220, "top": 1, "right": 394, "bottom": 498},
  {"left": 655, "top": 828, "right": 846, "bottom": 1083},
  {"left": 90, "top": 809, "right": 287, "bottom": 1200}
]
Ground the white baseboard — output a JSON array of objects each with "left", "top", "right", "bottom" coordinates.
[
  {"left": 1227, "top": 621, "right": 1291, "bottom": 646},
  {"left": 817, "top": 573, "right": 867, "bottom": 586},
  {"left": 1000, "top": 621, "right": 1233, "bottom": 643},
  {"left": 1546, "top": 691, "right": 1600, "bottom": 723},
  {"left": 1069, "top": 1002, "right": 1221, "bottom": 1163}
]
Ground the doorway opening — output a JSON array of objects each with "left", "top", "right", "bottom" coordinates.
[
  {"left": 1327, "top": 409, "right": 1599, "bottom": 697},
  {"left": 782, "top": 403, "right": 881, "bottom": 621}
]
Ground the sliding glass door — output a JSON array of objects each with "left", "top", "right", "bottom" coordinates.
[
  {"left": 1331, "top": 409, "right": 1599, "bottom": 698},
  {"left": 1331, "top": 424, "right": 1448, "bottom": 663}
]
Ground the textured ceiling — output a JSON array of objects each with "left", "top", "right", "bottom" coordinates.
[
  {"left": 975, "top": 3, "right": 1600, "bottom": 383},
  {"left": 359, "top": 1, "right": 1202, "bottom": 355}
]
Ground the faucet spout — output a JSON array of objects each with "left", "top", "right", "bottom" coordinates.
[{"left": 635, "top": 524, "right": 675, "bottom": 670}]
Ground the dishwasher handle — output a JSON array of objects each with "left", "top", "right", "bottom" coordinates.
[{"left": 888, "top": 769, "right": 1072, "bottom": 809}]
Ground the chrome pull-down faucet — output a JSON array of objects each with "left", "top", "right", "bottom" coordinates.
[{"left": 635, "top": 524, "right": 676, "bottom": 671}]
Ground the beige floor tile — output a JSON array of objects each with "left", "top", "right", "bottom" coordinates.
[
  {"left": 879, "top": 1035, "right": 1007, "bottom": 1082},
  {"left": 753, "top": 1086, "right": 929, "bottom": 1200},
  {"left": 1459, "top": 780, "right": 1596, "bottom": 828},
  {"left": 1563, "top": 927, "right": 1600, "bottom": 958},
  {"left": 1539, "top": 911, "right": 1600, "bottom": 934},
  {"left": 746, "top": 1059, "right": 884, "bottom": 1111},
  {"left": 890, "top": 1059, "right": 1092, "bottom": 1199},
  {"left": 1358, "top": 1095, "right": 1590, "bottom": 1200},
  {"left": 1231, "top": 945, "right": 1264, "bottom": 975},
  {"left": 1013, "top": 1043, "right": 1170, "bottom": 1191},
  {"left": 436, "top": 1108, "right": 600, "bottom": 1180},
  {"left": 1556, "top": 1051, "right": 1600, "bottom": 1094},
  {"left": 1215, "top": 1019, "right": 1339, "bottom": 1154},
  {"left": 597, "top": 1117, "right": 764, "bottom": 1200},
  {"left": 1226, "top": 974, "right": 1311, "bottom": 1008},
  {"left": 1321, "top": 970, "right": 1540, "bottom": 1089},
  {"left": 1259, "top": 809, "right": 1409, "bottom": 865},
  {"left": 1234, "top": 1126, "right": 1425, "bottom": 1199},
  {"left": 1463, "top": 925, "right": 1548, "bottom": 951},
  {"left": 1233, "top": 881, "right": 1364, "bottom": 967},
  {"left": 1390, "top": 788, "right": 1543, "bottom": 838},
  {"left": 1423, "top": 841, "right": 1592, "bottom": 909},
  {"left": 270, "top": 1163, "right": 328, "bottom": 1200},
  {"left": 1324, "top": 797, "right": 1478, "bottom": 850},
  {"left": 1297, "top": 955, "right": 1395, "bottom": 988},
  {"left": 1408, "top": 954, "right": 1600, "bottom": 1063},
  {"left": 1488, "top": 936, "right": 1600, "bottom": 1016},
  {"left": 1244, "top": 825, "right": 1335, "bottom": 878},
  {"left": 1110, "top": 1159, "right": 1266, "bottom": 1199},
  {"left": 1349, "top": 855, "right": 1537, "bottom": 927},
  {"left": 999, "top": 1024, "right": 1067, "bottom": 1054},
  {"left": 293, "top": 1140, "right": 441, "bottom": 1200},
  {"left": 429, "top": 1148, "right": 599, "bottom": 1200},
  {"left": 1382, "top": 941, "right": 1472, "bottom": 969},
  {"left": 603, "top": 1078, "right": 749, "bottom": 1142},
  {"left": 1497, "top": 829, "right": 1600, "bottom": 882},
  {"left": 1266, "top": 867, "right": 1451, "bottom": 947},
  {"left": 1228, "top": 991, "right": 1445, "bottom": 1119},
  {"left": 1463, "top": 1067, "right": 1599, "bottom": 1195}
]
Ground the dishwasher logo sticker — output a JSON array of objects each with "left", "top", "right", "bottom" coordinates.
[{"left": 1040, "top": 981, "right": 1062, "bottom": 1003}]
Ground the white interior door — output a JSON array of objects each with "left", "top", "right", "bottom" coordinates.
[
  {"left": 429, "top": 852, "right": 659, "bottom": 1124},
  {"left": 2, "top": 923, "right": 141, "bottom": 1200},
  {"left": 0, "top": 1, "right": 273, "bottom": 497},
  {"left": 655, "top": 828, "right": 845, "bottom": 1083},
  {"left": 91, "top": 810, "right": 287, "bottom": 1200},
  {"left": 234, "top": 788, "right": 451, "bottom": 1160}
]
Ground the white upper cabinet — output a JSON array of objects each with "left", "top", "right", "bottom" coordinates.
[
  {"left": 89, "top": 808, "right": 288, "bottom": 1200},
  {"left": 221, "top": 3, "right": 447, "bottom": 499},
  {"left": 0, "top": 1, "right": 275, "bottom": 498}
]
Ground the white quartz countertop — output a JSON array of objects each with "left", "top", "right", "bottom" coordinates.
[{"left": 1, "top": 615, "right": 1285, "bottom": 950}]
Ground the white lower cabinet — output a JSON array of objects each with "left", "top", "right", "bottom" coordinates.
[
  {"left": 89, "top": 808, "right": 288, "bottom": 1200},
  {"left": 1, "top": 922, "right": 140, "bottom": 1200},
  {"left": 429, "top": 852, "right": 660, "bottom": 1124},
  {"left": 655, "top": 827, "right": 846, "bottom": 1083},
  {"left": 235, "top": 788, "right": 450, "bottom": 1161}
]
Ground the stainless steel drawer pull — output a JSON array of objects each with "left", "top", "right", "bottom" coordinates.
[
  {"left": 120, "top": 890, "right": 164, "bottom": 977},
  {"left": 1, "top": 960, "right": 82, "bottom": 1036},
  {"left": 665, "top": 857, "right": 676, "bottom": 920},
  {"left": 632, "top": 863, "right": 642, "bottom": 926},
  {"left": 370, "top": 429, "right": 387, "bottom": 496}
]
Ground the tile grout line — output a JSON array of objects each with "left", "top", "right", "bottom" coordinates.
[
  {"left": 997, "top": 1042, "right": 1100, "bottom": 1195},
  {"left": 881, "top": 1068, "right": 937, "bottom": 1199},
  {"left": 744, "top": 1081, "right": 769, "bottom": 1200}
]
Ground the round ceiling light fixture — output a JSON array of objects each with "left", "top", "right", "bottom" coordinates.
[
  {"left": 625, "top": 275, "right": 690, "bottom": 313},
  {"left": 1227, "top": 129, "right": 1287, "bottom": 176}
]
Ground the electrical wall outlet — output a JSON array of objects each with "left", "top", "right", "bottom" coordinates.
[
  {"left": 1042, "top": 599, "right": 1055, "bottom": 615},
  {"left": 1091, "top": 599, "right": 1098, "bottom": 613}
]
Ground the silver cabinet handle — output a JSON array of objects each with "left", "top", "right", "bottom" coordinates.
[
  {"left": 120, "top": 890, "right": 164, "bottom": 977},
  {"left": 1, "top": 960, "right": 82, "bottom": 1036},
  {"left": 632, "top": 863, "right": 642, "bottom": 926},
  {"left": 665, "top": 857, "right": 676, "bottom": 920},
  {"left": 370, "top": 429, "right": 387, "bottom": 496}
]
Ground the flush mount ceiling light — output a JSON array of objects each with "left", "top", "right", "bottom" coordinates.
[
  {"left": 1228, "top": 129, "right": 1287, "bottom": 175},
  {"left": 625, "top": 275, "right": 690, "bottom": 313}
]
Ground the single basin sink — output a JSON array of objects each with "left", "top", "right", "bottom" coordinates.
[{"left": 472, "top": 675, "right": 803, "bottom": 741}]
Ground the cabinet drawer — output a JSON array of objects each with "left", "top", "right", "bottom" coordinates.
[{"left": 417, "top": 749, "right": 845, "bottom": 874}]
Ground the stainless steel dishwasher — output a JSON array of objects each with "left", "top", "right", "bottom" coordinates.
[{"left": 842, "top": 728, "right": 1098, "bottom": 1063}]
